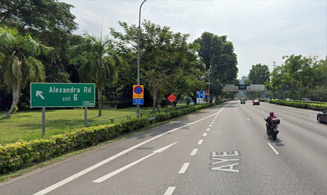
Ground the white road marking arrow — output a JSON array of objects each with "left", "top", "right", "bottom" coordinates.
[
  {"left": 93, "top": 142, "right": 177, "bottom": 183},
  {"left": 36, "top": 91, "right": 45, "bottom": 100}
]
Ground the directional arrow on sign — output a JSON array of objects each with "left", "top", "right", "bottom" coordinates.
[
  {"left": 36, "top": 91, "right": 45, "bottom": 100},
  {"left": 93, "top": 142, "right": 177, "bottom": 183}
]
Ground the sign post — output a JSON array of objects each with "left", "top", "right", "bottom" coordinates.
[
  {"left": 30, "top": 83, "right": 95, "bottom": 107},
  {"left": 42, "top": 107, "right": 45, "bottom": 137},
  {"left": 168, "top": 94, "right": 177, "bottom": 109},
  {"left": 196, "top": 91, "right": 205, "bottom": 104},
  {"left": 206, "top": 90, "right": 210, "bottom": 102},
  {"left": 30, "top": 83, "right": 96, "bottom": 136},
  {"left": 133, "top": 85, "right": 144, "bottom": 117}
]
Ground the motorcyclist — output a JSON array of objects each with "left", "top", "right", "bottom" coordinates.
[{"left": 265, "top": 112, "right": 276, "bottom": 134}]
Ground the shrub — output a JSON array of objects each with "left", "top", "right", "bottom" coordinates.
[
  {"left": 0, "top": 102, "right": 221, "bottom": 175},
  {"left": 269, "top": 100, "right": 327, "bottom": 111}
]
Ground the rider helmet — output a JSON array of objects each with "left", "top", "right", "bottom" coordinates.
[{"left": 270, "top": 112, "right": 274, "bottom": 116}]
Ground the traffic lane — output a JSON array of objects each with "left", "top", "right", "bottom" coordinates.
[
  {"left": 274, "top": 121, "right": 327, "bottom": 194},
  {"left": 241, "top": 102, "right": 327, "bottom": 139},
  {"left": 256, "top": 102, "right": 326, "bottom": 133},
  {"left": 240, "top": 101, "right": 327, "bottom": 194},
  {"left": 44, "top": 105, "right": 225, "bottom": 195},
  {"left": 172, "top": 101, "right": 313, "bottom": 195},
  {"left": 0, "top": 104, "right": 225, "bottom": 195}
]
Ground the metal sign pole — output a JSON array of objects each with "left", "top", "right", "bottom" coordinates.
[
  {"left": 84, "top": 107, "right": 88, "bottom": 127},
  {"left": 42, "top": 107, "right": 45, "bottom": 137}
]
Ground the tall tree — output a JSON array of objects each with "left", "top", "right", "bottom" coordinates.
[
  {"left": 111, "top": 21, "right": 206, "bottom": 112},
  {"left": 0, "top": 0, "right": 76, "bottom": 33},
  {"left": 248, "top": 64, "right": 270, "bottom": 84},
  {"left": 0, "top": 0, "right": 80, "bottom": 110},
  {"left": 70, "top": 34, "right": 120, "bottom": 116},
  {"left": 0, "top": 27, "right": 52, "bottom": 117},
  {"left": 265, "top": 55, "right": 325, "bottom": 100},
  {"left": 194, "top": 32, "right": 238, "bottom": 102}
]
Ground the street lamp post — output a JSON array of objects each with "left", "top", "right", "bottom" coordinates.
[{"left": 137, "top": 0, "right": 147, "bottom": 118}]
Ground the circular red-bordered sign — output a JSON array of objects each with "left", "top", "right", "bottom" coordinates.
[{"left": 134, "top": 86, "right": 143, "bottom": 94}]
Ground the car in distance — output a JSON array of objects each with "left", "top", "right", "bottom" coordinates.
[
  {"left": 253, "top": 99, "right": 260, "bottom": 105},
  {"left": 317, "top": 110, "right": 327, "bottom": 123},
  {"left": 240, "top": 99, "right": 246, "bottom": 104},
  {"left": 302, "top": 98, "right": 311, "bottom": 102}
]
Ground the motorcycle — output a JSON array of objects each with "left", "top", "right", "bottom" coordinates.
[{"left": 264, "top": 117, "right": 280, "bottom": 140}]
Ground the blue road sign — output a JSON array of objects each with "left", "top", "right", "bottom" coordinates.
[
  {"left": 196, "top": 91, "right": 205, "bottom": 99},
  {"left": 133, "top": 98, "right": 144, "bottom": 105}
]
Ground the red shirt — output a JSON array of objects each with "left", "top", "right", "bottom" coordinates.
[{"left": 269, "top": 116, "right": 276, "bottom": 123}]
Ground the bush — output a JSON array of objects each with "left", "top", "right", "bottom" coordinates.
[
  {"left": 269, "top": 100, "right": 327, "bottom": 111},
  {"left": 0, "top": 102, "right": 220, "bottom": 175}
]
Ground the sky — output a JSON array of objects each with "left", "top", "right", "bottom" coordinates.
[{"left": 62, "top": 0, "right": 327, "bottom": 79}]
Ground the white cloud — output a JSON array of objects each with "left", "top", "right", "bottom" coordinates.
[{"left": 62, "top": 0, "right": 326, "bottom": 78}]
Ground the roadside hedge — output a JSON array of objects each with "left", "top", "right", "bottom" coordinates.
[
  {"left": 269, "top": 100, "right": 327, "bottom": 111},
  {"left": 0, "top": 102, "right": 218, "bottom": 175}
]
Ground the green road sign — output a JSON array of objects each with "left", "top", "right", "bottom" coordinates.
[{"left": 30, "top": 83, "right": 95, "bottom": 107}]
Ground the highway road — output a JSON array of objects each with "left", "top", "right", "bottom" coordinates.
[{"left": 1, "top": 100, "right": 327, "bottom": 195}]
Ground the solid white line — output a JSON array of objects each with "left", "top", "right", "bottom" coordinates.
[
  {"left": 164, "top": 187, "right": 176, "bottom": 195},
  {"left": 268, "top": 143, "right": 279, "bottom": 154},
  {"left": 190, "top": 149, "right": 198, "bottom": 156},
  {"left": 203, "top": 133, "right": 207, "bottom": 137},
  {"left": 93, "top": 142, "right": 176, "bottom": 183},
  {"left": 178, "top": 163, "right": 190, "bottom": 173},
  {"left": 94, "top": 152, "right": 156, "bottom": 183},
  {"left": 34, "top": 105, "right": 226, "bottom": 195},
  {"left": 198, "top": 140, "right": 203, "bottom": 145},
  {"left": 206, "top": 128, "right": 210, "bottom": 131}
]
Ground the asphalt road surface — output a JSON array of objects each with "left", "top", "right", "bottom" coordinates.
[{"left": 1, "top": 100, "right": 327, "bottom": 195}]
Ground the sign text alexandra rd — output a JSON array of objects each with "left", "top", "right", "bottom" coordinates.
[{"left": 30, "top": 83, "right": 95, "bottom": 107}]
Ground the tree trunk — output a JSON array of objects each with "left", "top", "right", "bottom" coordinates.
[
  {"left": 6, "top": 86, "right": 20, "bottom": 118},
  {"left": 152, "top": 87, "right": 158, "bottom": 114},
  {"left": 193, "top": 91, "right": 197, "bottom": 105},
  {"left": 98, "top": 88, "right": 102, "bottom": 117}
]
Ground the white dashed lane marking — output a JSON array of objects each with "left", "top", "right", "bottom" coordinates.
[
  {"left": 268, "top": 143, "right": 279, "bottom": 154},
  {"left": 164, "top": 187, "right": 176, "bottom": 195},
  {"left": 179, "top": 163, "right": 190, "bottom": 173},
  {"left": 190, "top": 149, "right": 198, "bottom": 155}
]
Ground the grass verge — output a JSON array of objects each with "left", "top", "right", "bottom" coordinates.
[
  {"left": 0, "top": 106, "right": 182, "bottom": 145},
  {"left": 0, "top": 112, "right": 185, "bottom": 182}
]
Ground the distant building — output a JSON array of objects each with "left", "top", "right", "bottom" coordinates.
[{"left": 239, "top": 76, "right": 248, "bottom": 84}]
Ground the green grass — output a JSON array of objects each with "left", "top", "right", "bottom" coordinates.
[{"left": 0, "top": 106, "right": 177, "bottom": 145}]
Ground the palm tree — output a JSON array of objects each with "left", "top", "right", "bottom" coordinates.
[
  {"left": 0, "top": 27, "right": 52, "bottom": 117},
  {"left": 70, "top": 34, "right": 120, "bottom": 116}
]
